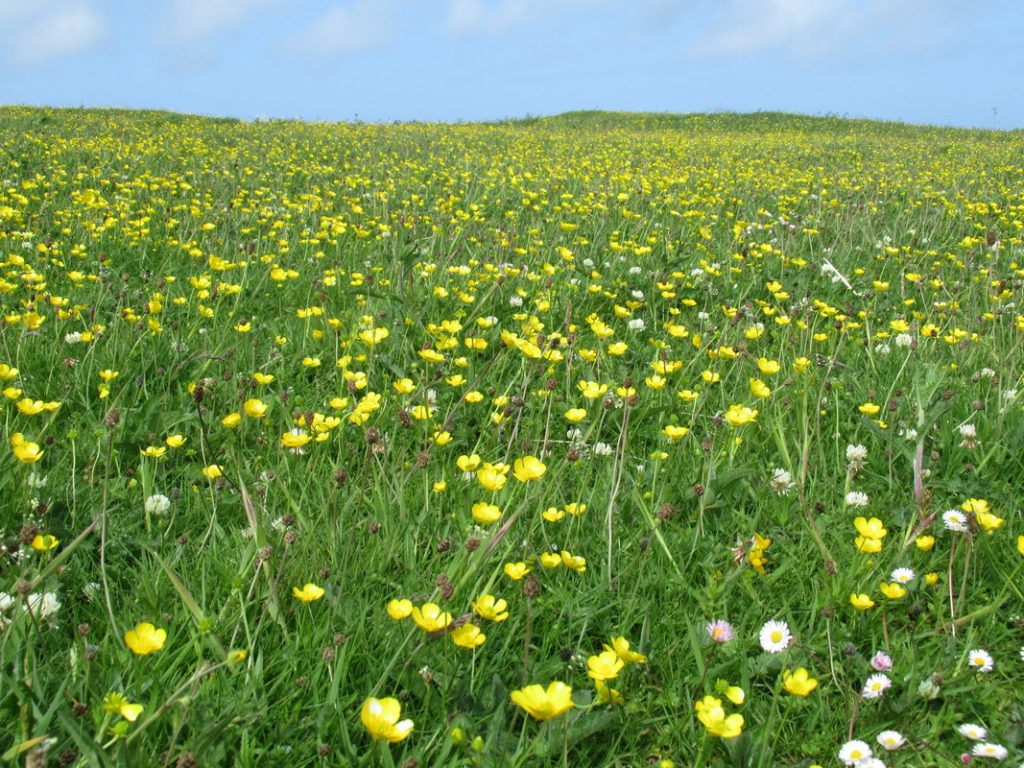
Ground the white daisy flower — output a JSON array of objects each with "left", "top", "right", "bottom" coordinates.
[
  {"left": 838, "top": 739, "right": 872, "bottom": 766},
  {"left": 876, "top": 729, "right": 906, "bottom": 750},
  {"left": 942, "top": 509, "right": 969, "bottom": 532},
  {"left": 862, "top": 673, "right": 891, "bottom": 699},
  {"left": 890, "top": 567, "right": 915, "bottom": 584},
  {"left": 972, "top": 742, "right": 1009, "bottom": 759},
  {"left": 968, "top": 649, "right": 994, "bottom": 673},
  {"left": 959, "top": 723, "right": 988, "bottom": 740},
  {"left": 758, "top": 620, "right": 792, "bottom": 653}
]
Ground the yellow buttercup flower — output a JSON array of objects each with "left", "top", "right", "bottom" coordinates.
[
  {"left": 411, "top": 603, "right": 451, "bottom": 632},
  {"left": 510, "top": 682, "right": 575, "bottom": 721},
  {"left": 10, "top": 433, "right": 44, "bottom": 463},
  {"left": 782, "top": 668, "right": 819, "bottom": 697},
  {"left": 387, "top": 598, "right": 413, "bottom": 619},
  {"left": 695, "top": 695, "right": 743, "bottom": 738},
  {"left": 450, "top": 624, "right": 486, "bottom": 649},
  {"left": 850, "top": 593, "right": 876, "bottom": 610},
  {"left": 124, "top": 622, "right": 167, "bottom": 655},
  {"left": 662, "top": 424, "right": 690, "bottom": 441},
  {"left": 360, "top": 697, "right": 413, "bottom": 743},
  {"left": 724, "top": 404, "right": 757, "bottom": 427},
  {"left": 587, "top": 650, "right": 625, "bottom": 681},
  {"left": 975, "top": 511, "right": 1004, "bottom": 533},
  {"left": 564, "top": 407, "right": 587, "bottom": 422},
  {"left": 560, "top": 550, "right": 587, "bottom": 572},
  {"left": 504, "top": 562, "right": 530, "bottom": 580},
  {"left": 513, "top": 455, "right": 547, "bottom": 482},
  {"left": 243, "top": 398, "right": 268, "bottom": 418},
  {"left": 915, "top": 535, "right": 936, "bottom": 551},
  {"left": 471, "top": 501, "right": 502, "bottom": 524},
  {"left": 880, "top": 582, "right": 906, "bottom": 600},
  {"left": 854, "top": 516, "right": 887, "bottom": 540},
  {"left": 292, "top": 583, "right": 325, "bottom": 602},
  {"left": 472, "top": 594, "right": 509, "bottom": 622},
  {"left": 603, "top": 635, "right": 647, "bottom": 664},
  {"left": 31, "top": 534, "right": 59, "bottom": 551},
  {"left": 476, "top": 462, "right": 508, "bottom": 491}
]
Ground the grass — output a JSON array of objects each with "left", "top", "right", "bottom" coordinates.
[{"left": 0, "top": 106, "right": 1023, "bottom": 767}]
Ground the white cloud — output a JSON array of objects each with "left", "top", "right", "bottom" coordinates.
[
  {"left": 0, "top": 1, "right": 104, "bottom": 65},
  {"left": 284, "top": 0, "right": 398, "bottom": 62},
  {"left": 693, "top": 0, "right": 850, "bottom": 57},
  {"left": 691, "top": 0, "right": 998, "bottom": 59},
  {"left": 444, "top": 0, "right": 691, "bottom": 39},
  {"left": 163, "top": 0, "right": 278, "bottom": 45}
]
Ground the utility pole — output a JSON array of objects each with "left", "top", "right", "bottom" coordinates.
[{"left": 992, "top": 107, "right": 998, "bottom": 130}]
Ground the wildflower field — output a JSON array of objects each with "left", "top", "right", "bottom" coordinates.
[{"left": 3, "top": 106, "right": 1024, "bottom": 767}]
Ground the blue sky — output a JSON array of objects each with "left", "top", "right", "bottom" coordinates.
[{"left": 1, "top": 0, "right": 1022, "bottom": 128}]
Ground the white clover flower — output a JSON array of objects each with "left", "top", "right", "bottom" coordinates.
[
  {"left": 846, "top": 444, "right": 868, "bottom": 461},
  {"left": 26, "top": 472, "right": 48, "bottom": 489},
  {"left": 508, "top": 295, "right": 523, "bottom": 308},
  {"left": 874, "top": 343, "right": 891, "bottom": 355},
  {"left": 894, "top": 333, "right": 913, "bottom": 347},
  {"left": 845, "top": 491, "right": 869, "bottom": 507},
  {"left": 593, "top": 442, "right": 613, "bottom": 457},
  {"left": 64, "top": 332, "right": 82, "bottom": 344},
  {"left": 980, "top": 368, "right": 996, "bottom": 379},
  {"left": 627, "top": 318, "right": 645, "bottom": 332},
  {"left": 144, "top": 494, "right": 171, "bottom": 515},
  {"left": 770, "top": 467, "right": 795, "bottom": 496},
  {"left": 0, "top": 592, "right": 15, "bottom": 611},
  {"left": 627, "top": 266, "right": 642, "bottom": 275},
  {"left": 25, "top": 592, "right": 60, "bottom": 621}
]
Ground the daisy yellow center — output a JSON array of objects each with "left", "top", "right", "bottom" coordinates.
[{"left": 770, "top": 631, "right": 782, "bottom": 643}]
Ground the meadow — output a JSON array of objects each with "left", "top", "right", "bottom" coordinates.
[{"left": 1, "top": 106, "right": 1023, "bottom": 767}]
